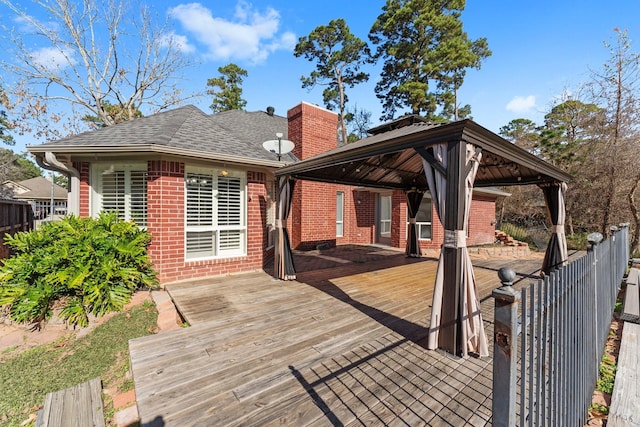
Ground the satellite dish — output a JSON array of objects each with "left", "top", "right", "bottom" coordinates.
[{"left": 262, "top": 136, "right": 295, "bottom": 161}]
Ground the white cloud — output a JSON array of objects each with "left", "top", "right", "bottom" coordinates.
[
  {"left": 29, "top": 47, "right": 76, "bottom": 71},
  {"left": 160, "top": 32, "right": 196, "bottom": 54},
  {"left": 506, "top": 95, "right": 536, "bottom": 114},
  {"left": 14, "top": 15, "right": 60, "bottom": 34},
  {"left": 168, "top": 2, "right": 295, "bottom": 64}
]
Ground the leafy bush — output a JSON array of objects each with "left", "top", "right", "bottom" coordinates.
[{"left": 0, "top": 212, "right": 157, "bottom": 327}]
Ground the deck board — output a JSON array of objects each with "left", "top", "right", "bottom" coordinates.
[{"left": 130, "top": 245, "right": 551, "bottom": 426}]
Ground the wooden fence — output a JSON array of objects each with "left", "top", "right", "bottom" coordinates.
[
  {"left": 0, "top": 199, "right": 34, "bottom": 259},
  {"left": 492, "top": 224, "right": 629, "bottom": 426}
]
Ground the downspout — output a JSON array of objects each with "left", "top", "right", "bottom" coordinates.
[{"left": 35, "top": 152, "right": 81, "bottom": 216}]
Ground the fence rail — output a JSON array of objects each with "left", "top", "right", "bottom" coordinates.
[
  {"left": 492, "top": 225, "right": 629, "bottom": 426},
  {"left": 0, "top": 199, "right": 34, "bottom": 259}
]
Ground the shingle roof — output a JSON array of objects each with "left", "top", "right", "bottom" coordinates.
[
  {"left": 30, "top": 105, "right": 289, "bottom": 163},
  {"left": 3, "top": 176, "right": 67, "bottom": 200}
]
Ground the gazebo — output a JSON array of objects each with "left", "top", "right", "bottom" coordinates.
[{"left": 273, "top": 118, "right": 571, "bottom": 357}]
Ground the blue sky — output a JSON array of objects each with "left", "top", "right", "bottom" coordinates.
[{"left": 2, "top": 0, "right": 640, "bottom": 154}]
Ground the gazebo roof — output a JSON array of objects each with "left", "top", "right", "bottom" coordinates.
[{"left": 276, "top": 119, "right": 571, "bottom": 189}]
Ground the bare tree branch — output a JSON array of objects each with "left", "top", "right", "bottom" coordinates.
[{"left": 0, "top": 0, "right": 195, "bottom": 139}]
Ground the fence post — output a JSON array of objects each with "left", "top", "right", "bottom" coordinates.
[
  {"left": 492, "top": 267, "right": 520, "bottom": 427},
  {"left": 587, "top": 232, "right": 603, "bottom": 362}
]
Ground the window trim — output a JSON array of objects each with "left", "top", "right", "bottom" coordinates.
[
  {"left": 379, "top": 194, "right": 392, "bottom": 237},
  {"left": 409, "top": 197, "right": 433, "bottom": 241},
  {"left": 184, "top": 166, "right": 247, "bottom": 261},
  {"left": 336, "top": 191, "right": 344, "bottom": 237},
  {"left": 91, "top": 162, "right": 148, "bottom": 227}
]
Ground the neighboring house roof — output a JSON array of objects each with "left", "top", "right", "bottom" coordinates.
[
  {"left": 28, "top": 105, "right": 288, "bottom": 167},
  {"left": 1, "top": 177, "right": 67, "bottom": 200}
]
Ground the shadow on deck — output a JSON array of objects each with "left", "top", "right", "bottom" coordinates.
[{"left": 129, "top": 245, "right": 551, "bottom": 426}]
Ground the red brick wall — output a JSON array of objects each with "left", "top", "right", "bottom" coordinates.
[
  {"left": 467, "top": 195, "right": 497, "bottom": 246},
  {"left": 336, "top": 187, "right": 375, "bottom": 245},
  {"left": 80, "top": 160, "right": 269, "bottom": 284},
  {"left": 146, "top": 160, "right": 185, "bottom": 283},
  {"left": 392, "top": 190, "right": 406, "bottom": 248},
  {"left": 148, "top": 163, "right": 269, "bottom": 284},
  {"left": 75, "top": 162, "right": 90, "bottom": 217},
  {"left": 417, "top": 194, "right": 496, "bottom": 252},
  {"left": 288, "top": 103, "right": 343, "bottom": 250}
]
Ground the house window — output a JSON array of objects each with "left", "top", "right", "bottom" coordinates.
[
  {"left": 266, "top": 178, "right": 276, "bottom": 248},
  {"left": 336, "top": 191, "right": 344, "bottom": 237},
  {"left": 380, "top": 195, "right": 391, "bottom": 236},
  {"left": 185, "top": 167, "right": 246, "bottom": 260},
  {"left": 415, "top": 198, "right": 432, "bottom": 240},
  {"left": 92, "top": 163, "right": 147, "bottom": 226}
]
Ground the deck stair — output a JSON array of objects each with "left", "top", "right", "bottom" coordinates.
[{"left": 37, "top": 377, "right": 105, "bottom": 427}]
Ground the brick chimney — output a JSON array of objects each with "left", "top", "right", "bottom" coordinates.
[
  {"left": 287, "top": 102, "right": 338, "bottom": 160},
  {"left": 286, "top": 102, "right": 339, "bottom": 249}
]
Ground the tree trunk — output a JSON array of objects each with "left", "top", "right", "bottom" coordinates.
[
  {"left": 601, "top": 170, "right": 615, "bottom": 237},
  {"left": 628, "top": 174, "right": 640, "bottom": 255},
  {"left": 338, "top": 73, "right": 347, "bottom": 145},
  {"left": 567, "top": 213, "right": 574, "bottom": 236}
]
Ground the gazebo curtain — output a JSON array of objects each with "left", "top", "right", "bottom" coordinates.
[
  {"left": 274, "top": 176, "right": 296, "bottom": 280},
  {"left": 541, "top": 182, "right": 568, "bottom": 275},
  {"left": 405, "top": 191, "right": 424, "bottom": 257},
  {"left": 423, "top": 143, "right": 489, "bottom": 357}
]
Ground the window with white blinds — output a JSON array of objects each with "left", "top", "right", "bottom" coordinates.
[
  {"left": 92, "top": 164, "right": 147, "bottom": 227},
  {"left": 185, "top": 167, "right": 246, "bottom": 260}
]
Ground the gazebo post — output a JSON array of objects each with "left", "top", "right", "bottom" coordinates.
[{"left": 440, "top": 140, "right": 467, "bottom": 355}]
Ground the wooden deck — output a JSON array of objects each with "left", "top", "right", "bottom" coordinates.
[{"left": 129, "top": 246, "right": 548, "bottom": 426}]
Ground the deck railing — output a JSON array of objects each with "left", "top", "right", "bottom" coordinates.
[
  {"left": 492, "top": 224, "right": 629, "bottom": 427},
  {"left": 0, "top": 199, "right": 34, "bottom": 260}
]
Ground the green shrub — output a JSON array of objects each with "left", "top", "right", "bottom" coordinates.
[{"left": 0, "top": 212, "right": 157, "bottom": 327}]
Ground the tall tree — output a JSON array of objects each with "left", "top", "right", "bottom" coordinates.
[
  {"left": 499, "top": 118, "right": 540, "bottom": 153},
  {"left": 0, "top": 86, "right": 14, "bottom": 145},
  {"left": 538, "top": 98, "right": 604, "bottom": 171},
  {"left": 496, "top": 119, "right": 546, "bottom": 228},
  {"left": 0, "top": 0, "right": 191, "bottom": 140},
  {"left": 345, "top": 104, "right": 373, "bottom": 143},
  {"left": 588, "top": 29, "right": 640, "bottom": 247},
  {"left": 535, "top": 98, "right": 606, "bottom": 235},
  {"left": 207, "top": 64, "right": 248, "bottom": 113},
  {"left": 369, "top": 0, "right": 491, "bottom": 122},
  {"left": 0, "top": 148, "right": 41, "bottom": 185},
  {"left": 82, "top": 101, "right": 144, "bottom": 128},
  {"left": 294, "top": 18, "right": 371, "bottom": 144}
]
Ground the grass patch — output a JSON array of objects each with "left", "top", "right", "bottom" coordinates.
[
  {"left": 0, "top": 300, "right": 157, "bottom": 427},
  {"left": 565, "top": 232, "right": 590, "bottom": 251},
  {"left": 596, "top": 354, "right": 617, "bottom": 394}
]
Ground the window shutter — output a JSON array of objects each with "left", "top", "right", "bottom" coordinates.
[
  {"left": 218, "top": 176, "right": 242, "bottom": 251},
  {"left": 218, "top": 177, "right": 241, "bottom": 226},
  {"left": 102, "top": 171, "right": 126, "bottom": 219},
  {"left": 130, "top": 170, "right": 148, "bottom": 226},
  {"left": 186, "top": 173, "right": 214, "bottom": 226}
]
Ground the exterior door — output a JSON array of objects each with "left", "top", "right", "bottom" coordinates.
[{"left": 376, "top": 194, "right": 392, "bottom": 246}]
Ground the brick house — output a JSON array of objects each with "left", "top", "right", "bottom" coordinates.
[{"left": 28, "top": 102, "right": 504, "bottom": 284}]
